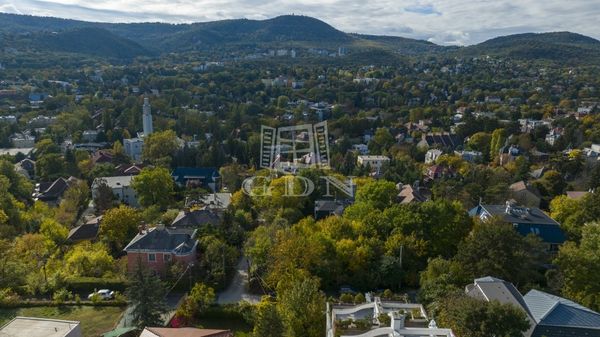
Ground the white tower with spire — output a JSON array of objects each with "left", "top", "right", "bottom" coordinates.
[{"left": 142, "top": 96, "right": 153, "bottom": 136}]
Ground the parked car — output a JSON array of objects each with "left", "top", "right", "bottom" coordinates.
[{"left": 88, "top": 289, "right": 114, "bottom": 300}]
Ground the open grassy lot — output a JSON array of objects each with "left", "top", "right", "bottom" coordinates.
[{"left": 0, "top": 306, "right": 125, "bottom": 337}]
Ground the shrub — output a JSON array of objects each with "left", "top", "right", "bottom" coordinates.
[
  {"left": 354, "top": 293, "right": 365, "bottom": 304},
  {"left": 382, "top": 289, "right": 393, "bottom": 299},
  {"left": 340, "top": 293, "right": 354, "bottom": 303},
  {"left": 378, "top": 313, "right": 391, "bottom": 326},
  {"left": 0, "top": 288, "right": 20, "bottom": 305},
  {"left": 52, "top": 288, "right": 73, "bottom": 302}
]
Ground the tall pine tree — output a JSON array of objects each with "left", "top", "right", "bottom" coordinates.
[{"left": 127, "top": 262, "right": 168, "bottom": 328}]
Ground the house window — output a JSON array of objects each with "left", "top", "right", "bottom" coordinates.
[
  {"left": 148, "top": 253, "right": 156, "bottom": 262},
  {"left": 164, "top": 254, "right": 171, "bottom": 262}
]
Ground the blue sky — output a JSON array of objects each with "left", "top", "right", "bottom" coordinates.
[{"left": 1, "top": 0, "right": 599, "bottom": 45}]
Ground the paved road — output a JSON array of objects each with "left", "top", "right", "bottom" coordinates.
[{"left": 217, "top": 257, "right": 261, "bottom": 304}]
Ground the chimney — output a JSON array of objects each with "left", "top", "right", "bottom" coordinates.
[
  {"left": 505, "top": 200, "right": 513, "bottom": 214},
  {"left": 390, "top": 312, "right": 405, "bottom": 331},
  {"left": 156, "top": 223, "right": 165, "bottom": 231}
]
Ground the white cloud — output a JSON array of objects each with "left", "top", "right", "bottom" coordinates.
[{"left": 1, "top": 0, "right": 599, "bottom": 45}]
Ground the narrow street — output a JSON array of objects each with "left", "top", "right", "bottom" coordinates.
[{"left": 217, "top": 257, "right": 261, "bottom": 305}]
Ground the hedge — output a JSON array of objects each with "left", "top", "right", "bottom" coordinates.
[{"left": 64, "top": 277, "right": 129, "bottom": 293}]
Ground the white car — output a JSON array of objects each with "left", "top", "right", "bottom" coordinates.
[{"left": 88, "top": 289, "right": 115, "bottom": 300}]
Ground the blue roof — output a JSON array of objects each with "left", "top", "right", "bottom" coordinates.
[
  {"left": 469, "top": 204, "right": 566, "bottom": 244},
  {"left": 171, "top": 167, "right": 219, "bottom": 183},
  {"left": 525, "top": 289, "right": 600, "bottom": 329},
  {"left": 514, "top": 224, "right": 566, "bottom": 244}
]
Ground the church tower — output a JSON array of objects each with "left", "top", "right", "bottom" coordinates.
[{"left": 142, "top": 96, "right": 153, "bottom": 136}]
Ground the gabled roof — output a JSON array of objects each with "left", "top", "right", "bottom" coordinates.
[
  {"left": 171, "top": 209, "right": 221, "bottom": 228},
  {"left": 67, "top": 222, "right": 100, "bottom": 242},
  {"left": 36, "top": 177, "right": 77, "bottom": 201},
  {"left": 397, "top": 184, "right": 427, "bottom": 204},
  {"left": 470, "top": 277, "right": 534, "bottom": 320},
  {"left": 124, "top": 227, "right": 196, "bottom": 254},
  {"left": 524, "top": 289, "right": 600, "bottom": 329}
]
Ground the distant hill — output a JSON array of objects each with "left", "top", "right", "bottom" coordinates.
[
  {"left": 1, "top": 13, "right": 600, "bottom": 64},
  {"left": 458, "top": 32, "right": 600, "bottom": 64},
  {"left": 33, "top": 27, "right": 150, "bottom": 59}
]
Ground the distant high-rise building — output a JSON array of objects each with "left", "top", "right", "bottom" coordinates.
[
  {"left": 142, "top": 96, "right": 153, "bottom": 136},
  {"left": 338, "top": 47, "right": 347, "bottom": 56}
]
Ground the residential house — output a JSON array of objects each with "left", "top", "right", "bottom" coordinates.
[
  {"left": 425, "top": 165, "right": 454, "bottom": 180},
  {"left": 314, "top": 199, "right": 350, "bottom": 220},
  {"left": 509, "top": 181, "right": 542, "bottom": 208},
  {"left": 566, "top": 191, "right": 590, "bottom": 200},
  {"left": 141, "top": 328, "right": 232, "bottom": 337},
  {"left": 171, "top": 208, "right": 221, "bottom": 228},
  {"left": 115, "top": 163, "right": 145, "bottom": 176},
  {"left": 326, "top": 296, "right": 454, "bottom": 337},
  {"left": 171, "top": 167, "right": 220, "bottom": 192},
  {"left": 82, "top": 130, "right": 99, "bottom": 142},
  {"left": 397, "top": 183, "right": 429, "bottom": 204},
  {"left": 466, "top": 276, "right": 600, "bottom": 337},
  {"left": 352, "top": 144, "right": 369, "bottom": 155},
  {"left": 454, "top": 150, "right": 483, "bottom": 162},
  {"left": 417, "top": 132, "right": 462, "bottom": 150},
  {"left": 91, "top": 150, "right": 114, "bottom": 165},
  {"left": 10, "top": 132, "right": 35, "bottom": 148},
  {"left": 0, "top": 317, "right": 82, "bottom": 337},
  {"left": 33, "top": 177, "right": 78, "bottom": 205},
  {"left": 123, "top": 225, "right": 198, "bottom": 275},
  {"left": 529, "top": 166, "right": 547, "bottom": 180},
  {"left": 357, "top": 155, "right": 390, "bottom": 173},
  {"left": 469, "top": 201, "right": 566, "bottom": 252},
  {"left": 67, "top": 216, "right": 101, "bottom": 243},
  {"left": 123, "top": 137, "right": 144, "bottom": 162},
  {"left": 29, "top": 93, "right": 50, "bottom": 106},
  {"left": 425, "top": 149, "right": 443, "bottom": 164},
  {"left": 545, "top": 127, "right": 564, "bottom": 146},
  {"left": 14, "top": 158, "right": 35, "bottom": 179},
  {"left": 91, "top": 176, "right": 139, "bottom": 208}
]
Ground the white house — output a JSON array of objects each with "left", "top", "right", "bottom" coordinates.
[
  {"left": 124, "top": 138, "right": 144, "bottom": 162},
  {"left": 357, "top": 155, "right": 390, "bottom": 172},
  {"left": 425, "top": 149, "right": 443, "bottom": 164},
  {"left": 92, "top": 176, "right": 139, "bottom": 207}
]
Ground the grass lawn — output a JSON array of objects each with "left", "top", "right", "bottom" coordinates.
[{"left": 0, "top": 306, "right": 125, "bottom": 337}]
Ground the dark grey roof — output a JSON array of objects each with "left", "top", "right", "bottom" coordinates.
[
  {"left": 67, "top": 222, "right": 99, "bottom": 242},
  {"left": 525, "top": 289, "right": 600, "bottom": 329},
  {"left": 124, "top": 227, "right": 196, "bottom": 254},
  {"left": 470, "top": 203, "right": 565, "bottom": 244},
  {"left": 171, "top": 209, "right": 221, "bottom": 228}
]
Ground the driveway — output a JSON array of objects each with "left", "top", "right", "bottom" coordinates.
[{"left": 217, "top": 257, "right": 261, "bottom": 305}]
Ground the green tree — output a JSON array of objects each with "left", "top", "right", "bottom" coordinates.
[
  {"left": 93, "top": 178, "right": 116, "bottom": 213},
  {"left": 131, "top": 167, "right": 174, "bottom": 209},
  {"left": 355, "top": 180, "right": 397, "bottom": 210},
  {"left": 555, "top": 222, "right": 600, "bottom": 311},
  {"left": 437, "top": 294, "right": 530, "bottom": 337},
  {"left": 127, "top": 263, "right": 168, "bottom": 328},
  {"left": 99, "top": 205, "right": 142, "bottom": 251},
  {"left": 253, "top": 297, "right": 284, "bottom": 337},
  {"left": 454, "top": 218, "right": 546, "bottom": 286},
  {"left": 176, "top": 282, "right": 215, "bottom": 322},
  {"left": 276, "top": 275, "right": 325, "bottom": 337},
  {"left": 490, "top": 128, "right": 506, "bottom": 160},
  {"left": 142, "top": 130, "right": 179, "bottom": 166}
]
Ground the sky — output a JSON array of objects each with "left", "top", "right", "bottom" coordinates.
[{"left": 0, "top": 0, "right": 599, "bottom": 45}]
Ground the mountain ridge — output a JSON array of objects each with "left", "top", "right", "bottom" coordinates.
[{"left": 0, "top": 12, "right": 599, "bottom": 64}]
